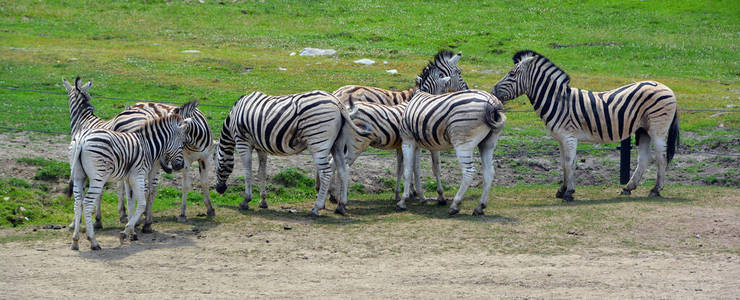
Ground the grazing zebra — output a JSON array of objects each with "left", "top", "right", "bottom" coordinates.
[
  {"left": 492, "top": 50, "right": 679, "bottom": 200},
  {"left": 125, "top": 102, "right": 217, "bottom": 229},
  {"left": 214, "top": 91, "right": 370, "bottom": 216},
  {"left": 69, "top": 115, "right": 190, "bottom": 250},
  {"left": 332, "top": 49, "right": 467, "bottom": 106},
  {"left": 327, "top": 50, "right": 469, "bottom": 203},
  {"left": 399, "top": 89, "right": 507, "bottom": 215}
]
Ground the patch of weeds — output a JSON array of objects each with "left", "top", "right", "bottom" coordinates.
[
  {"left": 273, "top": 168, "right": 314, "bottom": 188},
  {"left": 17, "top": 158, "right": 70, "bottom": 181},
  {"left": 162, "top": 173, "right": 175, "bottom": 180},
  {"left": 350, "top": 183, "right": 365, "bottom": 194},
  {"left": 377, "top": 177, "right": 396, "bottom": 190},
  {"left": 423, "top": 177, "right": 450, "bottom": 192}
]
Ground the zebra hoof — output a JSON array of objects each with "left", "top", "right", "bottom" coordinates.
[
  {"left": 90, "top": 245, "right": 101, "bottom": 251},
  {"left": 177, "top": 215, "right": 188, "bottom": 223},
  {"left": 94, "top": 220, "right": 103, "bottom": 229},
  {"left": 328, "top": 194, "right": 338, "bottom": 204},
  {"left": 448, "top": 207, "right": 460, "bottom": 215},
  {"left": 142, "top": 224, "right": 153, "bottom": 234},
  {"left": 472, "top": 208, "right": 485, "bottom": 216},
  {"left": 649, "top": 190, "right": 662, "bottom": 198},
  {"left": 207, "top": 209, "right": 216, "bottom": 217},
  {"left": 555, "top": 189, "right": 564, "bottom": 199},
  {"left": 71, "top": 243, "right": 79, "bottom": 251},
  {"left": 119, "top": 232, "right": 127, "bottom": 244},
  {"left": 620, "top": 189, "right": 631, "bottom": 196},
  {"left": 394, "top": 204, "right": 406, "bottom": 212},
  {"left": 334, "top": 206, "right": 346, "bottom": 216},
  {"left": 259, "top": 202, "right": 268, "bottom": 209},
  {"left": 238, "top": 202, "right": 250, "bottom": 211},
  {"left": 131, "top": 233, "right": 138, "bottom": 241},
  {"left": 562, "top": 192, "right": 575, "bottom": 202},
  {"left": 119, "top": 216, "right": 128, "bottom": 224},
  {"left": 306, "top": 210, "right": 320, "bottom": 218}
]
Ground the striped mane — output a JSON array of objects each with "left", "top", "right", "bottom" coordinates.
[
  {"left": 514, "top": 50, "right": 571, "bottom": 87},
  {"left": 433, "top": 49, "right": 456, "bottom": 66},
  {"left": 135, "top": 114, "right": 183, "bottom": 133}
]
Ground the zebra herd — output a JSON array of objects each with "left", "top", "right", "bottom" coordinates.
[{"left": 64, "top": 50, "right": 679, "bottom": 250}]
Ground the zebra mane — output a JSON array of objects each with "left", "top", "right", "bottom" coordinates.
[
  {"left": 513, "top": 50, "right": 570, "bottom": 87},
  {"left": 72, "top": 76, "right": 96, "bottom": 115},
  {"left": 136, "top": 114, "right": 183, "bottom": 133},
  {"left": 433, "top": 49, "right": 457, "bottom": 66}
]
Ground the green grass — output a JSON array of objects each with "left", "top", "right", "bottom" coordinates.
[{"left": 16, "top": 157, "right": 70, "bottom": 181}]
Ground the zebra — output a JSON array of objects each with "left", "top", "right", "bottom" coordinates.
[
  {"left": 214, "top": 90, "right": 370, "bottom": 216},
  {"left": 398, "top": 87, "right": 507, "bottom": 215},
  {"left": 492, "top": 50, "right": 679, "bottom": 200},
  {"left": 124, "top": 102, "right": 217, "bottom": 228},
  {"left": 327, "top": 50, "right": 469, "bottom": 204},
  {"left": 331, "top": 49, "right": 467, "bottom": 106},
  {"left": 69, "top": 115, "right": 190, "bottom": 250}
]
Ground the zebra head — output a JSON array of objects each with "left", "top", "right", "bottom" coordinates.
[
  {"left": 416, "top": 65, "right": 451, "bottom": 95},
  {"left": 493, "top": 50, "right": 570, "bottom": 103},
  {"left": 430, "top": 50, "right": 468, "bottom": 92},
  {"left": 214, "top": 115, "right": 236, "bottom": 194},
  {"left": 161, "top": 116, "right": 193, "bottom": 172}
]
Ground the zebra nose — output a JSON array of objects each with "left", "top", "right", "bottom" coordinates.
[{"left": 171, "top": 160, "right": 185, "bottom": 171}]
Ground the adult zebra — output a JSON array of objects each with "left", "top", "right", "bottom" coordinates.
[
  {"left": 338, "top": 65, "right": 457, "bottom": 203},
  {"left": 399, "top": 89, "right": 507, "bottom": 215},
  {"left": 69, "top": 115, "right": 190, "bottom": 250},
  {"left": 214, "top": 91, "right": 370, "bottom": 216},
  {"left": 328, "top": 50, "right": 469, "bottom": 204},
  {"left": 492, "top": 50, "right": 679, "bottom": 200}
]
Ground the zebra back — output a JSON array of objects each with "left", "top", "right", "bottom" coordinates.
[
  {"left": 131, "top": 101, "right": 212, "bottom": 154},
  {"left": 332, "top": 85, "right": 415, "bottom": 106}
]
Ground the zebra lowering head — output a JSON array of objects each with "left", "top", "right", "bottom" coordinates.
[
  {"left": 429, "top": 49, "right": 468, "bottom": 92},
  {"left": 491, "top": 50, "right": 567, "bottom": 102},
  {"left": 416, "top": 65, "right": 452, "bottom": 94},
  {"left": 157, "top": 114, "right": 192, "bottom": 171}
]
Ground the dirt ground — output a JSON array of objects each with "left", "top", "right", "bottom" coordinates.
[{"left": 0, "top": 132, "right": 739, "bottom": 298}]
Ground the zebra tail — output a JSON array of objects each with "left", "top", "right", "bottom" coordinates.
[
  {"left": 484, "top": 102, "right": 507, "bottom": 130},
  {"left": 66, "top": 138, "right": 85, "bottom": 197},
  {"left": 666, "top": 110, "right": 679, "bottom": 164},
  {"left": 340, "top": 101, "right": 371, "bottom": 137}
]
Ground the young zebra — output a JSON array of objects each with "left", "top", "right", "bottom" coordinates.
[
  {"left": 124, "top": 102, "right": 217, "bottom": 229},
  {"left": 399, "top": 88, "right": 507, "bottom": 215},
  {"left": 214, "top": 91, "right": 369, "bottom": 216},
  {"left": 327, "top": 50, "right": 468, "bottom": 203},
  {"left": 69, "top": 115, "right": 190, "bottom": 250},
  {"left": 332, "top": 49, "right": 467, "bottom": 105},
  {"left": 492, "top": 50, "right": 679, "bottom": 200}
]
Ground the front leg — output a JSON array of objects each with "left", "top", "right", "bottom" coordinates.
[
  {"left": 122, "top": 174, "right": 147, "bottom": 243},
  {"left": 431, "top": 150, "right": 447, "bottom": 206},
  {"left": 394, "top": 149, "right": 403, "bottom": 202},
  {"left": 412, "top": 147, "right": 424, "bottom": 203},
  {"left": 257, "top": 151, "right": 268, "bottom": 209},
  {"left": 143, "top": 168, "right": 159, "bottom": 233},
  {"left": 236, "top": 143, "right": 253, "bottom": 210},
  {"left": 557, "top": 137, "right": 578, "bottom": 202},
  {"left": 179, "top": 162, "right": 191, "bottom": 222}
]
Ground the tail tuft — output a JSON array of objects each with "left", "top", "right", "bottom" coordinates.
[
  {"left": 666, "top": 111, "right": 680, "bottom": 164},
  {"left": 484, "top": 102, "right": 507, "bottom": 130}
]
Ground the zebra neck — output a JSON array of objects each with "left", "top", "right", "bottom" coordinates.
[
  {"left": 525, "top": 84, "right": 575, "bottom": 130},
  {"left": 69, "top": 97, "right": 102, "bottom": 133}
]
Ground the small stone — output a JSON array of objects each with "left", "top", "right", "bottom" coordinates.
[
  {"left": 283, "top": 226, "right": 292, "bottom": 230},
  {"left": 53, "top": 225, "right": 61, "bottom": 230},
  {"left": 43, "top": 225, "right": 53, "bottom": 229},
  {"left": 695, "top": 234, "right": 700, "bottom": 238},
  {"left": 192, "top": 228, "right": 200, "bottom": 233},
  {"left": 265, "top": 240, "right": 270, "bottom": 243},
  {"left": 354, "top": 58, "right": 375, "bottom": 65},
  {"left": 19, "top": 206, "right": 26, "bottom": 211},
  {"left": 547, "top": 273, "right": 552, "bottom": 277},
  {"left": 479, "top": 261, "right": 485, "bottom": 265},
  {"left": 35, "top": 248, "right": 48, "bottom": 251},
  {"left": 695, "top": 288, "right": 703, "bottom": 292},
  {"left": 172, "top": 201, "right": 180, "bottom": 205},
  {"left": 385, "top": 69, "right": 398, "bottom": 74},
  {"left": 383, "top": 60, "right": 388, "bottom": 64},
  {"left": 287, "top": 209, "right": 297, "bottom": 214},
  {"left": 246, "top": 234, "right": 254, "bottom": 238},
  {"left": 278, "top": 67, "right": 287, "bottom": 71},
  {"left": 32, "top": 228, "right": 37, "bottom": 232},
  {"left": 289, "top": 52, "right": 296, "bottom": 56},
  {"left": 3, "top": 197, "right": 9, "bottom": 201},
  {"left": 240, "top": 9, "right": 248, "bottom": 14},
  {"left": 180, "top": 50, "right": 201, "bottom": 53},
  {"left": 299, "top": 48, "right": 336, "bottom": 56},
  {"left": 196, "top": 213, "right": 207, "bottom": 217}
]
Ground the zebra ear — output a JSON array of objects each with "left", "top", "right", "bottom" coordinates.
[
  {"left": 62, "top": 78, "right": 73, "bottom": 92},
  {"left": 80, "top": 79, "right": 92, "bottom": 92},
  {"left": 179, "top": 100, "right": 199, "bottom": 118},
  {"left": 448, "top": 52, "right": 461, "bottom": 65},
  {"left": 416, "top": 76, "right": 422, "bottom": 86}
]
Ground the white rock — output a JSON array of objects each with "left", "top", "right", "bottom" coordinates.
[
  {"left": 354, "top": 58, "right": 375, "bottom": 65},
  {"left": 3, "top": 196, "right": 9, "bottom": 201},
  {"left": 383, "top": 61, "right": 388, "bottom": 64},
  {"left": 385, "top": 69, "right": 398, "bottom": 74},
  {"left": 289, "top": 52, "right": 296, "bottom": 56},
  {"left": 299, "top": 48, "right": 337, "bottom": 56},
  {"left": 278, "top": 67, "right": 287, "bottom": 71},
  {"left": 181, "top": 50, "right": 201, "bottom": 53}
]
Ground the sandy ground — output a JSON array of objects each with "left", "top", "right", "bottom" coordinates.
[{"left": 0, "top": 132, "right": 739, "bottom": 298}]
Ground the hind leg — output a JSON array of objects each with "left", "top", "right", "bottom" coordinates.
[
  {"left": 449, "top": 145, "right": 476, "bottom": 215},
  {"left": 84, "top": 178, "right": 106, "bottom": 250},
  {"left": 473, "top": 135, "right": 499, "bottom": 216},
  {"left": 117, "top": 182, "right": 128, "bottom": 224},
  {"left": 198, "top": 158, "right": 215, "bottom": 216},
  {"left": 309, "top": 149, "right": 333, "bottom": 217},
  {"left": 431, "top": 150, "right": 447, "bottom": 206},
  {"left": 70, "top": 175, "right": 85, "bottom": 250},
  {"left": 236, "top": 142, "right": 253, "bottom": 210},
  {"left": 397, "top": 141, "right": 417, "bottom": 211},
  {"left": 257, "top": 151, "right": 268, "bottom": 209},
  {"left": 394, "top": 149, "right": 404, "bottom": 202},
  {"left": 412, "top": 147, "right": 424, "bottom": 202},
  {"left": 650, "top": 136, "right": 668, "bottom": 197},
  {"left": 143, "top": 169, "right": 159, "bottom": 233},
  {"left": 331, "top": 143, "right": 350, "bottom": 216},
  {"left": 122, "top": 174, "right": 147, "bottom": 243},
  {"left": 622, "top": 133, "right": 651, "bottom": 195},
  {"left": 179, "top": 162, "right": 191, "bottom": 222}
]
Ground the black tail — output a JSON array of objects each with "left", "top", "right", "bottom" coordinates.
[
  {"left": 66, "top": 179, "right": 73, "bottom": 198},
  {"left": 484, "top": 102, "right": 506, "bottom": 130},
  {"left": 666, "top": 111, "right": 679, "bottom": 163}
]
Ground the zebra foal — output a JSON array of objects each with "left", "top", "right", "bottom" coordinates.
[
  {"left": 69, "top": 115, "right": 190, "bottom": 250},
  {"left": 492, "top": 50, "right": 679, "bottom": 200},
  {"left": 214, "top": 91, "right": 369, "bottom": 216}
]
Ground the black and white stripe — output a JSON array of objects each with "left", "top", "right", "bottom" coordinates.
[
  {"left": 214, "top": 91, "right": 369, "bottom": 216},
  {"left": 69, "top": 115, "right": 190, "bottom": 250},
  {"left": 398, "top": 90, "right": 507, "bottom": 215},
  {"left": 492, "top": 50, "right": 679, "bottom": 200}
]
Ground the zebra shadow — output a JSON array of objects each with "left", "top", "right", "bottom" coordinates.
[
  {"left": 514, "top": 195, "right": 691, "bottom": 208},
  {"left": 219, "top": 204, "right": 368, "bottom": 225},
  {"left": 76, "top": 228, "right": 196, "bottom": 261}
]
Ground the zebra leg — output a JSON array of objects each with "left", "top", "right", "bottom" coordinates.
[
  {"left": 309, "top": 151, "right": 333, "bottom": 217},
  {"left": 413, "top": 147, "right": 424, "bottom": 203},
  {"left": 237, "top": 143, "right": 253, "bottom": 210},
  {"left": 449, "top": 146, "right": 476, "bottom": 215},
  {"left": 179, "top": 162, "right": 191, "bottom": 222},
  {"left": 555, "top": 140, "right": 567, "bottom": 199},
  {"left": 560, "top": 137, "right": 578, "bottom": 202},
  {"left": 199, "top": 158, "right": 215, "bottom": 216},
  {"left": 474, "top": 141, "right": 497, "bottom": 216},
  {"left": 397, "top": 141, "right": 417, "bottom": 211},
  {"left": 257, "top": 151, "right": 268, "bottom": 209},
  {"left": 331, "top": 143, "right": 349, "bottom": 216},
  {"left": 622, "top": 133, "right": 651, "bottom": 195},
  {"left": 117, "top": 182, "right": 128, "bottom": 224},
  {"left": 650, "top": 136, "right": 668, "bottom": 197},
  {"left": 70, "top": 176, "right": 85, "bottom": 250},
  {"left": 431, "top": 150, "right": 447, "bottom": 206},
  {"left": 84, "top": 179, "right": 105, "bottom": 250},
  {"left": 143, "top": 170, "right": 158, "bottom": 233},
  {"left": 394, "top": 149, "right": 403, "bottom": 202},
  {"left": 122, "top": 175, "right": 147, "bottom": 243},
  {"left": 93, "top": 185, "right": 103, "bottom": 229}
]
